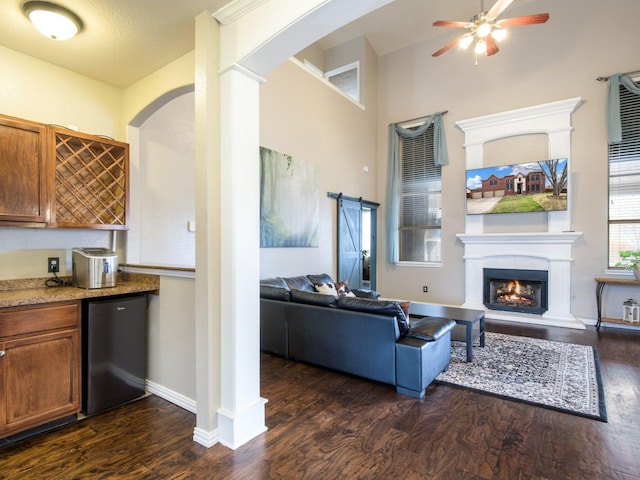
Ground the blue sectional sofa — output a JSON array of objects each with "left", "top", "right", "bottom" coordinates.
[{"left": 260, "top": 274, "right": 455, "bottom": 399}]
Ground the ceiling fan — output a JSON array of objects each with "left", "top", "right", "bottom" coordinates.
[{"left": 431, "top": 0, "right": 549, "bottom": 60}]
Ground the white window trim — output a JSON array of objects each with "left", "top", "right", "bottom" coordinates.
[
  {"left": 289, "top": 57, "right": 365, "bottom": 109},
  {"left": 396, "top": 261, "right": 443, "bottom": 268},
  {"left": 324, "top": 61, "right": 360, "bottom": 103}
]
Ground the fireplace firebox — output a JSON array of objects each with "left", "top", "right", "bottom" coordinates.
[{"left": 483, "top": 268, "right": 548, "bottom": 315}]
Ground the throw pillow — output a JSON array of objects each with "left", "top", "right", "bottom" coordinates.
[
  {"left": 314, "top": 282, "right": 338, "bottom": 297},
  {"left": 336, "top": 280, "right": 356, "bottom": 297},
  {"left": 399, "top": 301, "right": 411, "bottom": 318}
]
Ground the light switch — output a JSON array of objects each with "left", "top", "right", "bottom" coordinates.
[{"left": 187, "top": 220, "right": 196, "bottom": 232}]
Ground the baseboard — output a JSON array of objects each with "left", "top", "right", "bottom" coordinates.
[
  {"left": 193, "top": 426, "right": 220, "bottom": 448},
  {"left": 145, "top": 379, "right": 196, "bottom": 413}
]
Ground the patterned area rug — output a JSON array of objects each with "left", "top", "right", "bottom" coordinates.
[{"left": 436, "top": 332, "right": 607, "bottom": 422}]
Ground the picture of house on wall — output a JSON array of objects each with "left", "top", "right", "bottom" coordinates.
[
  {"left": 260, "top": 146, "right": 319, "bottom": 247},
  {"left": 465, "top": 158, "right": 568, "bottom": 215}
]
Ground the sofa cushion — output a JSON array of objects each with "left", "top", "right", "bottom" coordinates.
[
  {"left": 307, "top": 273, "right": 335, "bottom": 285},
  {"left": 260, "top": 284, "right": 291, "bottom": 301},
  {"left": 337, "top": 297, "right": 409, "bottom": 336},
  {"left": 291, "top": 289, "right": 338, "bottom": 307},
  {"left": 283, "top": 275, "right": 315, "bottom": 292},
  {"left": 260, "top": 277, "right": 289, "bottom": 289},
  {"left": 407, "top": 317, "right": 456, "bottom": 342},
  {"left": 351, "top": 288, "right": 381, "bottom": 299}
]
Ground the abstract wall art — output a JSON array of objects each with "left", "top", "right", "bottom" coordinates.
[{"left": 260, "top": 147, "right": 319, "bottom": 247}]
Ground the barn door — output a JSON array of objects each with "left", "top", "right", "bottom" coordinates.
[{"left": 337, "top": 197, "right": 362, "bottom": 288}]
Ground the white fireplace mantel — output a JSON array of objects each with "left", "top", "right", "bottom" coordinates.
[
  {"left": 457, "top": 232, "right": 584, "bottom": 329},
  {"left": 456, "top": 98, "right": 585, "bottom": 329}
]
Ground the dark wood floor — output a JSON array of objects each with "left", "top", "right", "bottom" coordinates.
[{"left": 2, "top": 320, "right": 640, "bottom": 479}]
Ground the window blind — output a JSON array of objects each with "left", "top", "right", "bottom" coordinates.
[
  {"left": 398, "top": 123, "right": 442, "bottom": 262},
  {"left": 608, "top": 81, "right": 640, "bottom": 267}
]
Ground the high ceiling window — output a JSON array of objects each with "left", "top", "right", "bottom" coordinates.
[
  {"left": 397, "top": 123, "right": 442, "bottom": 263},
  {"left": 608, "top": 79, "right": 640, "bottom": 268}
]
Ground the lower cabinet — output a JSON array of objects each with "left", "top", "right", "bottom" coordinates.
[{"left": 0, "top": 302, "right": 80, "bottom": 439}]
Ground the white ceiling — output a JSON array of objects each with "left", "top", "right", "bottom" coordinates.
[
  {"left": 0, "top": 0, "right": 232, "bottom": 88},
  {"left": 0, "top": 0, "right": 544, "bottom": 88}
]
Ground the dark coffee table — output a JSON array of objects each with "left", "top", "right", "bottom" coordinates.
[{"left": 409, "top": 303, "right": 485, "bottom": 362}]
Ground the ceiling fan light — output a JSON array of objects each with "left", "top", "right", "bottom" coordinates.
[
  {"left": 22, "top": 1, "right": 83, "bottom": 41},
  {"left": 476, "top": 22, "right": 492, "bottom": 38},
  {"left": 474, "top": 39, "right": 487, "bottom": 55},
  {"left": 492, "top": 28, "right": 507, "bottom": 42},
  {"left": 459, "top": 35, "right": 474, "bottom": 50}
]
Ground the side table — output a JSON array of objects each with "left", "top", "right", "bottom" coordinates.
[{"left": 595, "top": 276, "right": 640, "bottom": 330}]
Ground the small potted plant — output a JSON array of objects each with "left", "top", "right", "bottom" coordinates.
[{"left": 617, "top": 250, "right": 640, "bottom": 281}]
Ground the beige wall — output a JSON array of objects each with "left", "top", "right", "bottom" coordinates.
[
  {"left": 375, "top": 0, "right": 640, "bottom": 322},
  {"left": 0, "top": 45, "right": 123, "bottom": 280},
  {"left": 122, "top": 51, "right": 195, "bottom": 128},
  {"left": 0, "top": 46, "right": 123, "bottom": 138},
  {"left": 259, "top": 57, "right": 378, "bottom": 279},
  {"left": 147, "top": 275, "right": 196, "bottom": 401}
]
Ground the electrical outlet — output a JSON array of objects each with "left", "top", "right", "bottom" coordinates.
[
  {"left": 48, "top": 257, "right": 60, "bottom": 273},
  {"left": 422, "top": 285, "right": 428, "bottom": 293}
]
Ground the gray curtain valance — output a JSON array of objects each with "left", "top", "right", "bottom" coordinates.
[{"left": 607, "top": 73, "right": 640, "bottom": 144}]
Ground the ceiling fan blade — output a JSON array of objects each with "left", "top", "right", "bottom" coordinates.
[
  {"left": 487, "top": 0, "right": 515, "bottom": 20},
  {"left": 432, "top": 20, "right": 474, "bottom": 28},
  {"left": 432, "top": 34, "right": 468, "bottom": 57},
  {"left": 486, "top": 35, "right": 499, "bottom": 56},
  {"left": 497, "top": 13, "right": 550, "bottom": 27}
]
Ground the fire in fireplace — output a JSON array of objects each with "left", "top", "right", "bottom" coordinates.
[{"left": 483, "top": 268, "right": 548, "bottom": 315}]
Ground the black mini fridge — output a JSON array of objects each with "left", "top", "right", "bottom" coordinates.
[{"left": 82, "top": 294, "right": 148, "bottom": 416}]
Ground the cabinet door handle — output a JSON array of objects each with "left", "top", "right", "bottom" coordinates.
[{"left": 0, "top": 350, "right": 4, "bottom": 357}]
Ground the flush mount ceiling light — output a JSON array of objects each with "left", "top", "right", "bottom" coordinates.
[
  {"left": 431, "top": 0, "right": 549, "bottom": 64},
  {"left": 22, "top": 1, "right": 83, "bottom": 41}
]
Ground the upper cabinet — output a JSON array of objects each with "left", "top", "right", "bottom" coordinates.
[
  {"left": 0, "top": 114, "right": 129, "bottom": 230},
  {"left": 48, "top": 127, "right": 129, "bottom": 229},
  {"left": 0, "top": 114, "right": 48, "bottom": 226}
]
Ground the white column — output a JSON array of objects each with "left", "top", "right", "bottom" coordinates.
[
  {"left": 193, "top": 12, "right": 222, "bottom": 448},
  {"left": 217, "top": 63, "right": 267, "bottom": 450}
]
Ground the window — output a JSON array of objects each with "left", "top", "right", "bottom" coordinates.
[
  {"left": 397, "top": 123, "right": 442, "bottom": 262},
  {"left": 608, "top": 78, "right": 640, "bottom": 267},
  {"left": 324, "top": 62, "right": 359, "bottom": 103}
]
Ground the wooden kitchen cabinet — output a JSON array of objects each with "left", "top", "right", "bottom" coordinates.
[
  {"left": 0, "top": 113, "right": 49, "bottom": 227},
  {"left": 0, "top": 112, "right": 129, "bottom": 230},
  {"left": 0, "top": 302, "right": 80, "bottom": 439},
  {"left": 48, "top": 126, "right": 129, "bottom": 229}
]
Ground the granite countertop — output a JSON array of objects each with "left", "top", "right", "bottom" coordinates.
[{"left": 0, "top": 272, "right": 160, "bottom": 309}]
